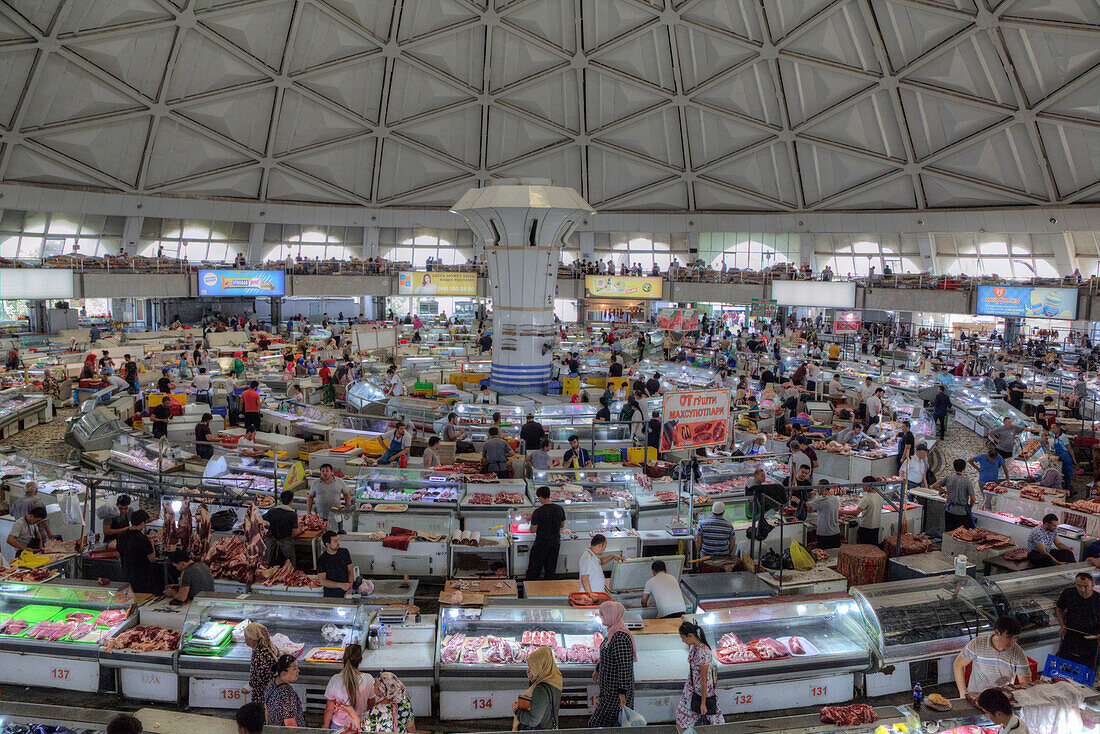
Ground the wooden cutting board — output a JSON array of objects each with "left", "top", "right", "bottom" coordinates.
[{"left": 438, "top": 591, "right": 486, "bottom": 606}]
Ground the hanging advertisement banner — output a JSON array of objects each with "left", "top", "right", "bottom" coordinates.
[
  {"left": 584, "top": 275, "right": 662, "bottom": 300},
  {"left": 655, "top": 308, "right": 699, "bottom": 331},
  {"left": 660, "top": 388, "right": 731, "bottom": 451},
  {"left": 770, "top": 280, "right": 856, "bottom": 308},
  {"left": 974, "top": 285, "right": 1078, "bottom": 320},
  {"left": 748, "top": 299, "right": 778, "bottom": 319},
  {"left": 834, "top": 310, "right": 862, "bottom": 333},
  {"left": 398, "top": 271, "right": 477, "bottom": 296},
  {"left": 198, "top": 270, "right": 285, "bottom": 297}
]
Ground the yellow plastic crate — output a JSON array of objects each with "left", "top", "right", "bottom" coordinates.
[
  {"left": 608, "top": 376, "right": 630, "bottom": 394},
  {"left": 147, "top": 391, "right": 188, "bottom": 408},
  {"left": 562, "top": 376, "right": 580, "bottom": 396},
  {"left": 588, "top": 376, "right": 607, "bottom": 388},
  {"left": 626, "top": 447, "right": 658, "bottom": 462}
]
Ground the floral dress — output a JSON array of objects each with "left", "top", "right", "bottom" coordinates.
[
  {"left": 249, "top": 645, "right": 277, "bottom": 703},
  {"left": 365, "top": 694, "right": 414, "bottom": 732},
  {"left": 264, "top": 681, "right": 304, "bottom": 726},
  {"left": 674, "top": 644, "right": 723, "bottom": 728}
]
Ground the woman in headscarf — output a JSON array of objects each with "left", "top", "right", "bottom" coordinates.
[
  {"left": 243, "top": 622, "right": 279, "bottom": 704},
  {"left": 513, "top": 646, "right": 562, "bottom": 731},
  {"left": 366, "top": 671, "right": 415, "bottom": 732},
  {"left": 589, "top": 601, "right": 636, "bottom": 727},
  {"left": 80, "top": 353, "right": 97, "bottom": 380},
  {"left": 40, "top": 368, "right": 60, "bottom": 402},
  {"left": 5, "top": 349, "right": 21, "bottom": 371},
  {"left": 231, "top": 350, "right": 246, "bottom": 378},
  {"left": 1039, "top": 456, "right": 1063, "bottom": 489}
]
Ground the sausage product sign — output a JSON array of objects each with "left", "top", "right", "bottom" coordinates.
[{"left": 661, "top": 388, "right": 731, "bottom": 450}]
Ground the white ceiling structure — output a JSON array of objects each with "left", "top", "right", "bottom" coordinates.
[{"left": 0, "top": 0, "right": 1098, "bottom": 214}]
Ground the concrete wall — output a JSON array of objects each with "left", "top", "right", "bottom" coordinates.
[
  {"left": 669, "top": 282, "right": 767, "bottom": 305},
  {"left": 83, "top": 272, "right": 190, "bottom": 298},
  {"left": 289, "top": 275, "right": 392, "bottom": 297}
]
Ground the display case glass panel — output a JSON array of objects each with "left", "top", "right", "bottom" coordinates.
[
  {"left": 355, "top": 467, "right": 463, "bottom": 506},
  {"left": 438, "top": 606, "right": 605, "bottom": 671},
  {"left": 0, "top": 579, "right": 133, "bottom": 650},
  {"left": 983, "top": 564, "right": 1100, "bottom": 634}
]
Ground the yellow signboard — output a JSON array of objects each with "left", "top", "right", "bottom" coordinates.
[
  {"left": 398, "top": 271, "right": 477, "bottom": 296},
  {"left": 584, "top": 275, "right": 663, "bottom": 300}
]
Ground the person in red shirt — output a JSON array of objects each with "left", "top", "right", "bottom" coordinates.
[
  {"left": 240, "top": 381, "right": 263, "bottom": 432},
  {"left": 319, "top": 363, "right": 335, "bottom": 405}
]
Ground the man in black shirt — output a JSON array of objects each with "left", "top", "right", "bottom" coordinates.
[
  {"left": 896, "top": 419, "right": 915, "bottom": 471},
  {"left": 759, "top": 367, "right": 776, "bottom": 389},
  {"left": 194, "top": 413, "right": 214, "bottom": 460},
  {"left": 645, "top": 410, "right": 662, "bottom": 450},
  {"left": 263, "top": 490, "right": 301, "bottom": 567},
  {"left": 1056, "top": 572, "right": 1100, "bottom": 666},
  {"left": 1007, "top": 374, "right": 1027, "bottom": 410},
  {"left": 150, "top": 400, "right": 171, "bottom": 439},
  {"left": 608, "top": 359, "right": 623, "bottom": 378},
  {"left": 116, "top": 510, "right": 161, "bottom": 595},
  {"left": 317, "top": 530, "right": 355, "bottom": 598},
  {"left": 747, "top": 468, "right": 787, "bottom": 542},
  {"left": 631, "top": 377, "right": 647, "bottom": 398},
  {"left": 595, "top": 396, "right": 612, "bottom": 422},
  {"left": 645, "top": 373, "right": 662, "bottom": 397},
  {"left": 567, "top": 353, "right": 580, "bottom": 375},
  {"left": 477, "top": 333, "right": 492, "bottom": 353},
  {"left": 519, "top": 414, "right": 546, "bottom": 453},
  {"left": 526, "top": 486, "right": 565, "bottom": 581},
  {"left": 166, "top": 549, "right": 215, "bottom": 602}
]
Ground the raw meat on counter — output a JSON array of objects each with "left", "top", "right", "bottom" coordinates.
[
  {"left": 950, "top": 527, "right": 1014, "bottom": 550},
  {"left": 550, "top": 488, "right": 591, "bottom": 503},
  {"left": 1007, "top": 459, "right": 1042, "bottom": 479},
  {"left": 2, "top": 568, "right": 54, "bottom": 583},
  {"left": 441, "top": 633, "right": 465, "bottom": 664},
  {"left": 25, "top": 620, "right": 76, "bottom": 641},
  {"left": 463, "top": 474, "right": 500, "bottom": 484},
  {"left": 1071, "top": 500, "right": 1100, "bottom": 515},
  {"left": 494, "top": 492, "right": 525, "bottom": 504},
  {"left": 64, "top": 612, "right": 95, "bottom": 623},
  {"left": 820, "top": 703, "right": 878, "bottom": 726},
  {"left": 103, "top": 625, "right": 181, "bottom": 652},
  {"left": 566, "top": 644, "right": 599, "bottom": 663},
  {"left": 0, "top": 618, "right": 29, "bottom": 636},
  {"left": 298, "top": 513, "right": 327, "bottom": 532},
  {"left": 654, "top": 490, "right": 679, "bottom": 503},
  {"left": 716, "top": 644, "right": 759, "bottom": 664},
  {"left": 96, "top": 609, "right": 128, "bottom": 627},
  {"left": 321, "top": 625, "right": 357, "bottom": 645},
  {"left": 522, "top": 630, "right": 557, "bottom": 646},
  {"left": 749, "top": 638, "right": 790, "bottom": 659},
  {"left": 717, "top": 633, "right": 742, "bottom": 649},
  {"left": 306, "top": 648, "right": 345, "bottom": 662},
  {"left": 811, "top": 549, "right": 830, "bottom": 562},
  {"left": 257, "top": 560, "right": 322, "bottom": 588},
  {"left": 698, "top": 477, "right": 749, "bottom": 496},
  {"left": 467, "top": 492, "right": 493, "bottom": 505}
]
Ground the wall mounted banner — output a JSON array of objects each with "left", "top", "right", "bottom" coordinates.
[
  {"left": 975, "top": 285, "right": 1078, "bottom": 320},
  {"left": 398, "top": 271, "right": 477, "bottom": 296},
  {"left": 770, "top": 280, "right": 856, "bottom": 308},
  {"left": 834, "top": 310, "right": 862, "bottom": 333},
  {"left": 584, "top": 275, "right": 662, "bottom": 300},
  {"left": 656, "top": 308, "right": 699, "bottom": 331},
  {"left": 660, "top": 387, "right": 731, "bottom": 451},
  {"left": 0, "top": 268, "right": 74, "bottom": 299},
  {"left": 199, "top": 270, "right": 285, "bottom": 296}
]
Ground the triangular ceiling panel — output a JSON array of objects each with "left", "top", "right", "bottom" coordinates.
[
  {"left": 288, "top": 2, "right": 378, "bottom": 74},
  {"left": 3, "top": 145, "right": 111, "bottom": 187},
  {"left": 3, "top": 0, "right": 62, "bottom": 33},
  {"left": 296, "top": 55, "right": 386, "bottom": 123},
  {"left": 592, "top": 25, "right": 676, "bottom": 91},
  {"left": 606, "top": 179, "right": 690, "bottom": 210},
  {"left": 497, "top": 70, "right": 580, "bottom": 132},
  {"left": 494, "top": 146, "right": 583, "bottom": 191},
  {"left": 822, "top": 174, "right": 918, "bottom": 209},
  {"left": 680, "top": 0, "right": 764, "bottom": 43},
  {"left": 1038, "top": 121, "right": 1100, "bottom": 198},
  {"left": 921, "top": 172, "right": 1031, "bottom": 207},
  {"left": 317, "top": 0, "right": 394, "bottom": 40},
  {"left": 761, "top": 0, "right": 835, "bottom": 40},
  {"left": 1044, "top": 75, "right": 1100, "bottom": 122},
  {"left": 585, "top": 68, "right": 668, "bottom": 130},
  {"left": 1001, "top": 24, "right": 1100, "bottom": 106},
  {"left": 586, "top": 147, "right": 672, "bottom": 203},
  {"left": 144, "top": 117, "right": 253, "bottom": 186},
  {"left": 900, "top": 31, "right": 1015, "bottom": 106},
  {"left": 800, "top": 90, "right": 906, "bottom": 160},
  {"left": 928, "top": 123, "right": 1046, "bottom": 197},
  {"left": 489, "top": 25, "right": 567, "bottom": 92},
  {"left": 20, "top": 54, "right": 143, "bottom": 128},
  {"left": 407, "top": 24, "right": 486, "bottom": 90},
  {"left": 29, "top": 114, "right": 151, "bottom": 185},
  {"left": 0, "top": 47, "right": 36, "bottom": 129},
  {"left": 266, "top": 167, "right": 360, "bottom": 203},
  {"left": 1001, "top": 0, "right": 1100, "bottom": 24},
  {"left": 693, "top": 179, "right": 785, "bottom": 210},
  {"left": 581, "top": 0, "right": 659, "bottom": 51},
  {"left": 158, "top": 165, "right": 262, "bottom": 198},
  {"left": 594, "top": 107, "right": 684, "bottom": 168},
  {"left": 389, "top": 176, "right": 480, "bottom": 206},
  {"left": 899, "top": 87, "right": 1012, "bottom": 158},
  {"left": 274, "top": 88, "right": 369, "bottom": 154},
  {"left": 0, "top": 9, "right": 33, "bottom": 41},
  {"left": 485, "top": 106, "right": 569, "bottom": 167},
  {"left": 376, "top": 139, "right": 468, "bottom": 199},
  {"left": 386, "top": 59, "right": 477, "bottom": 123},
  {"left": 674, "top": 23, "right": 757, "bottom": 91},
  {"left": 284, "top": 135, "right": 376, "bottom": 199},
  {"left": 872, "top": 0, "right": 974, "bottom": 72},
  {"left": 783, "top": 1, "right": 880, "bottom": 73},
  {"left": 796, "top": 140, "right": 899, "bottom": 204},
  {"left": 164, "top": 29, "right": 270, "bottom": 100},
  {"left": 501, "top": 0, "right": 577, "bottom": 53},
  {"left": 779, "top": 57, "right": 875, "bottom": 126},
  {"left": 58, "top": 0, "right": 173, "bottom": 35},
  {"left": 174, "top": 86, "right": 276, "bottom": 154},
  {"left": 198, "top": 0, "right": 295, "bottom": 71},
  {"left": 684, "top": 107, "right": 774, "bottom": 168},
  {"left": 396, "top": 0, "right": 479, "bottom": 42},
  {"left": 396, "top": 106, "right": 483, "bottom": 167},
  {"left": 704, "top": 142, "right": 798, "bottom": 205},
  {"left": 64, "top": 25, "right": 177, "bottom": 99},
  {"left": 691, "top": 60, "right": 784, "bottom": 127}
]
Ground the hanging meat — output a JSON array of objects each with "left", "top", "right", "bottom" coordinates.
[
  {"left": 161, "top": 500, "right": 178, "bottom": 549},
  {"left": 177, "top": 501, "right": 193, "bottom": 550},
  {"left": 243, "top": 503, "right": 266, "bottom": 561},
  {"left": 190, "top": 504, "right": 211, "bottom": 560}
]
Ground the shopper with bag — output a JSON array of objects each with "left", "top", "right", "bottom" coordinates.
[
  {"left": 589, "top": 601, "right": 637, "bottom": 727},
  {"left": 512, "top": 646, "right": 562, "bottom": 730},
  {"left": 674, "top": 621, "right": 723, "bottom": 731}
]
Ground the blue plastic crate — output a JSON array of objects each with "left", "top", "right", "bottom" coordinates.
[
  {"left": 1043, "top": 654, "right": 1096, "bottom": 685},
  {"left": 211, "top": 406, "right": 228, "bottom": 417}
]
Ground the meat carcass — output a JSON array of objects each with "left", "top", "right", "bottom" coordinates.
[
  {"left": 177, "top": 501, "right": 193, "bottom": 550},
  {"left": 243, "top": 503, "right": 266, "bottom": 560},
  {"left": 820, "top": 704, "right": 878, "bottom": 726},
  {"left": 162, "top": 500, "right": 178, "bottom": 548},
  {"left": 191, "top": 504, "right": 211, "bottom": 560}
]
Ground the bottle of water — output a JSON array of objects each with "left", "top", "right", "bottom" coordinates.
[{"left": 913, "top": 681, "right": 922, "bottom": 710}]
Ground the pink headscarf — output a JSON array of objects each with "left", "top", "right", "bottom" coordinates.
[{"left": 598, "top": 600, "right": 636, "bottom": 661}]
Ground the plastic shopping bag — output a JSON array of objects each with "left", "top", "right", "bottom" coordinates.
[
  {"left": 618, "top": 706, "right": 647, "bottom": 727},
  {"left": 789, "top": 541, "right": 816, "bottom": 571}
]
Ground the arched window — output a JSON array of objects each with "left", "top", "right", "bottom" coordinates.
[
  {"left": 381, "top": 228, "right": 470, "bottom": 267},
  {"left": 704, "top": 233, "right": 798, "bottom": 271}
]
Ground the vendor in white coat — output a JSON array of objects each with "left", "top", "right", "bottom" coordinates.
[{"left": 578, "top": 533, "right": 622, "bottom": 594}]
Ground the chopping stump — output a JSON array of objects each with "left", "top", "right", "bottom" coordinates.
[{"left": 837, "top": 543, "right": 887, "bottom": 587}]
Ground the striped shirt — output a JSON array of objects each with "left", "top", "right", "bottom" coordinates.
[
  {"left": 698, "top": 516, "right": 735, "bottom": 556},
  {"left": 959, "top": 633, "right": 1029, "bottom": 692}
]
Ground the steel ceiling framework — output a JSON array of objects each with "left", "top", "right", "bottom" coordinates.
[{"left": 0, "top": 0, "right": 1097, "bottom": 213}]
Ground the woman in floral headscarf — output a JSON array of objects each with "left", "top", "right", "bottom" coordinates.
[
  {"left": 365, "top": 671, "right": 415, "bottom": 732},
  {"left": 589, "top": 601, "right": 636, "bottom": 727},
  {"left": 40, "top": 368, "right": 61, "bottom": 402}
]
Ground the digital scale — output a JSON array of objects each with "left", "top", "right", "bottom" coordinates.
[{"left": 665, "top": 520, "right": 692, "bottom": 536}]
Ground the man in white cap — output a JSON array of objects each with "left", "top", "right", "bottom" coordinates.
[{"left": 696, "top": 501, "right": 736, "bottom": 569}]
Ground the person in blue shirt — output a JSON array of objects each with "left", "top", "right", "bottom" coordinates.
[
  {"left": 969, "top": 448, "right": 1009, "bottom": 487},
  {"left": 562, "top": 434, "right": 592, "bottom": 468}
]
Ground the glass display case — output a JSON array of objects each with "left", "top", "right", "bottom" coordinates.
[
  {"left": 975, "top": 399, "right": 1038, "bottom": 434},
  {"left": 0, "top": 387, "right": 49, "bottom": 425},
  {"left": 63, "top": 406, "right": 125, "bottom": 451},
  {"left": 695, "top": 457, "right": 787, "bottom": 501},
  {"left": 108, "top": 433, "right": 189, "bottom": 474},
  {"left": 851, "top": 575, "right": 998, "bottom": 664},
  {"left": 355, "top": 467, "right": 463, "bottom": 509},
  {"left": 0, "top": 579, "right": 133, "bottom": 658},
  {"left": 527, "top": 467, "right": 638, "bottom": 531},
  {"left": 382, "top": 395, "right": 452, "bottom": 431},
  {"left": 690, "top": 593, "right": 874, "bottom": 683},
  {"left": 982, "top": 564, "right": 1100, "bottom": 647},
  {"left": 632, "top": 359, "right": 719, "bottom": 389},
  {"left": 345, "top": 377, "right": 386, "bottom": 411}
]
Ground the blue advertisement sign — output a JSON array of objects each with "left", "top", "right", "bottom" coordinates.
[
  {"left": 198, "top": 270, "right": 285, "bottom": 297},
  {"left": 975, "top": 285, "right": 1077, "bottom": 320}
]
